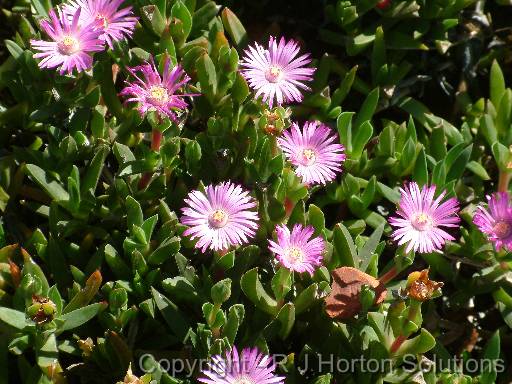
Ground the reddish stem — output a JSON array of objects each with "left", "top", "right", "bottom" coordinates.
[
  {"left": 390, "top": 335, "right": 406, "bottom": 353},
  {"left": 378, "top": 266, "right": 398, "bottom": 285},
  {"left": 498, "top": 171, "right": 511, "bottom": 193},
  {"left": 151, "top": 129, "right": 163, "bottom": 151},
  {"left": 139, "top": 129, "right": 163, "bottom": 190},
  {"left": 284, "top": 197, "right": 295, "bottom": 217}
]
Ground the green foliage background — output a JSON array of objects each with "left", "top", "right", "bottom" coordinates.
[{"left": 1, "top": 0, "right": 512, "bottom": 383}]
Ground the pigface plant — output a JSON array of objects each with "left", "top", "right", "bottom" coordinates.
[{"left": 0, "top": 0, "right": 511, "bottom": 383}]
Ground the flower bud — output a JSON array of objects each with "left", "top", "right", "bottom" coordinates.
[
  {"left": 259, "top": 107, "right": 291, "bottom": 136},
  {"left": 77, "top": 337, "right": 94, "bottom": 357},
  {"left": 27, "top": 295, "right": 56, "bottom": 324},
  {"left": 27, "top": 303, "right": 42, "bottom": 318}
]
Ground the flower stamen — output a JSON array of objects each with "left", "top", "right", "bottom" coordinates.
[
  {"left": 149, "top": 85, "right": 169, "bottom": 104},
  {"left": 286, "top": 247, "right": 304, "bottom": 264},
  {"left": 96, "top": 14, "right": 109, "bottom": 29},
  {"left": 234, "top": 376, "right": 256, "bottom": 384},
  {"left": 265, "top": 65, "right": 282, "bottom": 83},
  {"left": 493, "top": 221, "right": 512, "bottom": 239},
  {"left": 301, "top": 148, "right": 317, "bottom": 166},
  {"left": 412, "top": 212, "right": 432, "bottom": 231},
  {"left": 58, "top": 36, "right": 80, "bottom": 55},
  {"left": 208, "top": 209, "right": 229, "bottom": 229}
]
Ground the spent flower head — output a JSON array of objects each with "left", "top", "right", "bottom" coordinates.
[
  {"left": 473, "top": 192, "right": 512, "bottom": 252},
  {"left": 120, "top": 56, "right": 195, "bottom": 121},
  {"left": 389, "top": 182, "right": 460, "bottom": 253},
  {"left": 406, "top": 269, "right": 443, "bottom": 302},
  {"left": 240, "top": 36, "right": 315, "bottom": 108},
  {"left": 277, "top": 121, "right": 345, "bottom": 185},
  {"left": 30, "top": 8, "right": 105, "bottom": 75},
  {"left": 268, "top": 223, "right": 324, "bottom": 275},
  {"left": 181, "top": 182, "right": 259, "bottom": 253},
  {"left": 199, "top": 346, "right": 285, "bottom": 384},
  {"left": 63, "top": 0, "right": 138, "bottom": 49}
]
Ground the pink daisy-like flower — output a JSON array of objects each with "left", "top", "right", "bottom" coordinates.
[
  {"left": 277, "top": 121, "right": 346, "bottom": 185},
  {"left": 199, "top": 346, "right": 285, "bottom": 384},
  {"left": 120, "top": 56, "right": 195, "bottom": 121},
  {"left": 240, "top": 36, "right": 316, "bottom": 108},
  {"left": 63, "top": 0, "right": 138, "bottom": 49},
  {"left": 473, "top": 192, "right": 512, "bottom": 251},
  {"left": 389, "top": 182, "right": 460, "bottom": 253},
  {"left": 30, "top": 8, "right": 104, "bottom": 75},
  {"left": 181, "top": 182, "right": 259, "bottom": 253},
  {"left": 268, "top": 224, "right": 324, "bottom": 275}
]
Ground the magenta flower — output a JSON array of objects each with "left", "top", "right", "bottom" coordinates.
[
  {"left": 240, "top": 36, "right": 315, "bottom": 108},
  {"left": 277, "top": 121, "right": 346, "bottom": 185},
  {"left": 389, "top": 182, "right": 460, "bottom": 253},
  {"left": 64, "top": 0, "right": 138, "bottom": 49},
  {"left": 269, "top": 224, "right": 324, "bottom": 275},
  {"left": 30, "top": 8, "right": 104, "bottom": 75},
  {"left": 199, "top": 346, "right": 285, "bottom": 384},
  {"left": 473, "top": 192, "right": 512, "bottom": 251},
  {"left": 181, "top": 182, "right": 259, "bottom": 253},
  {"left": 120, "top": 56, "right": 195, "bottom": 121}
]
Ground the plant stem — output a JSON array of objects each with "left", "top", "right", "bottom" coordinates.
[
  {"left": 390, "top": 303, "right": 419, "bottom": 354},
  {"left": 151, "top": 129, "right": 163, "bottom": 151},
  {"left": 498, "top": 170, "right": 511, "bottom": 193},
  {"left": 138, "top": 129, "right": 163, "bottom": 190},
  {"left": 390, "top": 335, "right": 407, "bottom": 354},
  {"left": 284, "top": 197, "right": 295, "bottom": 217},
  {"left": 378, "top": 266, "right": 398, "bottom": 285}
]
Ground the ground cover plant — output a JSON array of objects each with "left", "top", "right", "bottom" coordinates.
[{"left": 1, "top": 0, "right": 512, "bottom": 383}]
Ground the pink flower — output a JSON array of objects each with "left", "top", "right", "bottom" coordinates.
[
  {"left": 473, "top": 192, "right": 512, "bottom": 251},
  {"left": 120, "top": 56, "right": 195, "bottom": 121},
  {"left": 199, "top": 346, "right": 284, "bottom": 384},
  {"left": 181, "top": 182, "right": 259, "bottom": 253},
  {"left": 240, "top": 36, "right": 315, "bottom": 108},
  {"left": 30, "top": 8, "right": 104, "bottom": 75},
  {"left": 63, "top": 0, "right": 138, "bottom": 49},
  {"left": 269, "top": 224, "right": 324, "bottom": 275},
  {"left": 389, "top": 182, "right": 460, "bottom": 253},
  {"left": 277, "top": 121, "right": 346, "bottom": 185}
]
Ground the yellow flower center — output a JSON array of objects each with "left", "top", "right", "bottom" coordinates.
[
  {"left": 208, "top": 209, "right": 228, "bottom": 229},
  {"left": 412, "top": 212, "right": 433, "bottom": 231},
  {"left": 234, "top": 376, "right": 255, "bottom": 384},
  {"left": 493, "top": 221, "right": 512, "bottom": 239},
  {"left": 287, "top": 247, "right": 304, "bottom": 264},
  {"left": 265, "top": 65, "right": 282, "bottom": 83},
  {"left": 301, "top": 148, "right": 317, "bottom": 166},
  {"left": 96, "top": 14, "right": 109, "bottom": 29},
  {"left": 58, "top": 36, "right": 80, "bottom": 55},
  {"left": 149, "top": 86, "right": 169, "bottom": 104}
]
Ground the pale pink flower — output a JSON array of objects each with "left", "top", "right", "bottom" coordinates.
[
  {"left": 181, "top": 182, "right": 259, "bottom": 253},
  {"left": 30, "top": 8, "right": 104, "bottom": 75},
  {"left": 389, "top": 182, "right": 460, "bottom": 253},
  {"left": 64, "top": 0, "right": 138, "bottom": 49},
  {"left": 199, "top": 346, "right": 285, "bottom": 384},
  {"left": 120, "top": 56, "right": 195, "bottom": 121},
  {"left": 240, "top": 36, "right": 315, "bottom": 108},
  {"left": 269, "top": 224, "right": 324, "bottom": 275},
  {"left": 277, "top": 121, "right": 345, "bottom": 185},
  {"left": 473, "top": 192, "right": 512, "bottom": 251}
]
